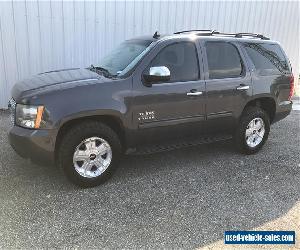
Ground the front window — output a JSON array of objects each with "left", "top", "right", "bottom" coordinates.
[
  {"left": 96, "top": 39, "right": 153, "bottom": 77},
  {"left": 147, "top": 42, "right": 200, "bottom": 82}
]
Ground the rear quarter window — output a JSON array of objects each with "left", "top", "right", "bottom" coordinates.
[{"left": 243, "top": 43, "right": 290, "bottom": 76}]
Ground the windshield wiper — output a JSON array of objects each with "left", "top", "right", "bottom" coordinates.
[{"left": 89, "top": 65, "right": 116, "bottom": 78}]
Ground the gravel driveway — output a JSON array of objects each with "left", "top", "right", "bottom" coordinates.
[{"left": 0, "top": 110, "right": 299, "bottom": 249}]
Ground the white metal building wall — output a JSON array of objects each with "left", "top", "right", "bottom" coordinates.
[{"left": 0, "top": 0, "right": 299, "bottom": 108}]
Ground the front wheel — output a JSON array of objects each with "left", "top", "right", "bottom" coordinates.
[
  {"left": 235, "top": 106, "right": 270, "bottom": 154},
  {"left": 57, "top": 121, "right": 122, "bottom": 187}
]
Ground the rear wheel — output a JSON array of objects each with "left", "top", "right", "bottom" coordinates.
[
  {"left": 58, "top": 121, "right": 122, "bottom": 187},
  {"left": 235, "top": 106, "right": 270, "bottom": 154}
]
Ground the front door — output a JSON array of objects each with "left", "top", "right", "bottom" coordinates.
[{"left": 132, "top": 40, "right": 206, "bottom": 145}]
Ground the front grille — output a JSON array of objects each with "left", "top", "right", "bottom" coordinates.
[{"left": 8, "top": 98, "right": 16, "bottom": 125}]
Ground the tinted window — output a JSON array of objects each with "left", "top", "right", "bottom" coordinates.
[
  {"left": 150, "top": 42, "right": 199, "bottom": 82},
  {"left": 206, "top": 42, "right": 243, "bottom": 79},
  {"left": 244, "top": 43, "right": 290, "bottom": 75}
]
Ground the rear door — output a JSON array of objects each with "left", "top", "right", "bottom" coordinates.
[
  {"left": 131, "top": 39, "right": 206, "bottom": 144},
  {"left": 200, "top": 40, "right": 252, "bottom": 133}
]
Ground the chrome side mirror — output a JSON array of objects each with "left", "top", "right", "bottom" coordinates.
[{"left": 143, "top": 66, "right": 171, "bottom": 86}]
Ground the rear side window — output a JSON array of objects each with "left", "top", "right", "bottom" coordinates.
[
  {"left": 150, "top": 42, "right": 199, "bottom": 82},
  {"left": 244, "top": 43, "right": 290, "bottom": 76},
  {"left": 205, "top": 42, "right": 243, "bottom": 79}
]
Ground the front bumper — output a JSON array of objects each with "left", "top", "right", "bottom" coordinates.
[{"left": 9, "top": 126, "right": 56, "bottom": 165}]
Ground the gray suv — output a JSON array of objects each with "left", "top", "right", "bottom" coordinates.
[{"left": 8, "top": 30, "right": 294, "bottom": 187}]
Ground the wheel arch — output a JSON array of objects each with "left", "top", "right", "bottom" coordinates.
[
  {"left": 242, "top": 96, "right": 276, "bottom": 123},
  {"left": 55, "top": 114, "right": 126, "bottom": 160}
]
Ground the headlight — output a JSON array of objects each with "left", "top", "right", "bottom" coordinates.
[{"left": 16, "top": 104, "right": 44, "bottom": 129}]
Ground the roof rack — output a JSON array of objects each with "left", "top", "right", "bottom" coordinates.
[
  {"left": 234, "top": 33, "right": 270, "bottom": 40},
  {"left": 174, "top": 30, "right": 270, "bottom": 40},
  {"left": 174, "top": 29, "right": 216, "bottom": 35}
]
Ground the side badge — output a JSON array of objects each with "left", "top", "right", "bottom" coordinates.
[{"left": 138, "top": 111, "right": 156, "bottom": 121}]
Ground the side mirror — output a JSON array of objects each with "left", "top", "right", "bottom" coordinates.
[{"left": 143, "top": 66, "right": 171, "bottom": 86}]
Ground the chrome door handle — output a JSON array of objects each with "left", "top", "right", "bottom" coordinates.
[
  {"left": 236, "top": 85, "right": 250, "bottom": 90},
  {"left": 187, "top": 91, "right": 203, "bottom": 96}
]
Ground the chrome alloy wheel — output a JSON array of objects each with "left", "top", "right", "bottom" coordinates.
[
  {"left": 245, "top": 118, "right": 265, "bottom": 148},
  {"left": 73, "top": 137, "right": 112, "bottom": 178}
]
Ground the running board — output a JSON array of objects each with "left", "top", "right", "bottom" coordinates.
[{"left": 126, "top": 134, "right": 232, "bottom": 155}]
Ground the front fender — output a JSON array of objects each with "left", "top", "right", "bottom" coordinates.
[{"left": 28, "top": 78, "right": 132, "bottom": 131}]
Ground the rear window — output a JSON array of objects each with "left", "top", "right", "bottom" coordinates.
[
  {"left": 244, "top": 43, "right": 290, "bottom": 76},
  {"left": 205, "top": 41, "right": 243, "bottom": 79}
]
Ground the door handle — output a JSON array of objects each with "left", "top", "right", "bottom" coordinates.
[
  {"left": 187, "top": 91, "right": 203, "bottom": 96},
  {"left": 236, "top": 85, "right": 250, "bottom": 90}
]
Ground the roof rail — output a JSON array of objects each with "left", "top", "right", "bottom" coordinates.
[
  {"left": 174, "top": 30, "right": 269, "bottom": 40},
  {"left": 235, "top": 33, "right": 270, "bottom": 40},
  {"left": 212, "top": 31, "right": 269, "bottom": 40},
  {"left": 174, "top": 29, "right": 216, "bottom": 35}
]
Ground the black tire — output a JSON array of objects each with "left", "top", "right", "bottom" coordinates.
[
  {"left": 57, "top": 121, "right": 122, "bottom": 187},
  {"left": 234, "top": 106, "right": 270, "bottom": 154}
]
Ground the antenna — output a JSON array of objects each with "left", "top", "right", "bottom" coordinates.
[{"left": 153, "top": 31, "right": 160, "bottom": 39}]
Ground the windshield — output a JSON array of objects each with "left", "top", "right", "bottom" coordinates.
[{"left": 97, "top": 39, "right": 153, "bottom": 76}]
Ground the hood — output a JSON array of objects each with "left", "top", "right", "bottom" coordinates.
[{"left": 11, "top": 68, "right": 102, "bottom": 100}]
